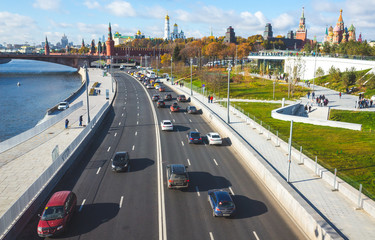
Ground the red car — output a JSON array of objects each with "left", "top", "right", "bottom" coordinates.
[
  {"left": 170, "top": 102, "right": 180, "bottom": 112},
  {"left": 37, "top": 191, "right": 77, "bottom": 237},
  {"left": 159, "top": 86, "right": 166, "bottom": 92}
]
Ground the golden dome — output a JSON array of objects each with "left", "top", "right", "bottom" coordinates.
[
  {"left": 137, "top": 30, "right": 141, "bottom": 35},
  {"left": 165, "top": 14, "right": 169, "bottom": 20},
  {"left": 174, "top": 23, "right": 178, "bottom": 27}
]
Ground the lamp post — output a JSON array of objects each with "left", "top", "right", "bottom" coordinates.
[
  {"left": 273, "top": 80, "right": 276, "bottom": 99},
  {"left": 111, "top": 56, "right": 114, "bottom": 92},
  {"left": 190, "top": 58, "right": 193, "bottom": 96},
  {"left": 171, "top": 56, "right": 173, "bottom": 85},
  {"left": 287, "top": 120, "right": 293, "bottom": 182},
  {"left": 84, "top": 62, "right": 91, "bottom": 124},
  {"left": 227, "top": 63, "right": 232, "bottom": 123},
  {"left": 313, "top": 43, "right": 318, "bottom": 91}
]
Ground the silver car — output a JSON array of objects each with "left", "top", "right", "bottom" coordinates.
[{"left": 206, "top": 132, "right": 222, "bottom": 145}]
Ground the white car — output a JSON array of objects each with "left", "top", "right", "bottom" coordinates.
[
  {"left": 57, "top": 101, "right": 69, "bottom": 110},
  {"left": 155, "top": 85, "right": 161, "bottom": 90},
  {"left": 161, "top": 120, "right": 173, "bottom": 131},
  {"left": 206, "top": 132, "right": 222, "bottom": 145}
]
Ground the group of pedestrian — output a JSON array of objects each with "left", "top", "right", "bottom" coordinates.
[
  {"left": 207, "top": 95, "right": 213, "bottom": 103},
  {"left": 65, "top": 115, "right": 84, "bottom": 129},
  {"left": 316, "top": 94, "right": 329, "bottom": 107},
  {"left": 355, "top": 97, "right": 373, "bottom": 109},
  {"left": 179, "top": 82, "right": 184, "bottom": 87}
]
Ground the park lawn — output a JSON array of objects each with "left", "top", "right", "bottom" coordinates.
[
  {"left": 234, "top": 102, "right": 375, "bottom": 199},
  {"left": 330, "top": 109, "right": 375, "bottom": 131}
]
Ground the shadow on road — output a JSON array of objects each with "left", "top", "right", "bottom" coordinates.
[
  {"left": 129, "top": 158, "right": 154, "bottom": 172},
  {"left": 186, "top": 171, "right": 232, "bottom": 192},
  {"left": 231, "top": 195, "right": 268, "bottom": 219}
]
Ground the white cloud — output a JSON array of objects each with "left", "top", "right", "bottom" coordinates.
[
  {"left": 105, "top": 1, "right": 136, "bottom": 17},
  {"left": 84, "top": 1, "right": 100, "bottom": 9},
  {"left": 33, "top": 0, "right": 61, "bottom": 10},
  {"left": 141, "top": 5, "right": 167, "bottom": 19},
  {"left": 272, "top": 13, "right": 295, "bottom": 30},
  {"left": 0, "top": 12, "right": 38, "bottom": 43}
]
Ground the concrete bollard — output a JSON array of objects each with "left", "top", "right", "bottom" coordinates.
[
  {"left": 259, "top": 121, "right": 263, "bottom": 134},
  {"left": 275, "top": 131, "right": 280, "bottom": 147},
  {"left": 314, "top": 156, "right": 319, "bottom": 177},
  {"left": 356, "top": 184, "right": 363, "bottom": 210},
  {"left": 298, "top": 146, "right": 304, "bottom": 165},
  {"left": 332, "top": 168, "right": 338, "bottom": 191},
  {"left": 267, "top": 126, "right": 271, "bottom": 140}
]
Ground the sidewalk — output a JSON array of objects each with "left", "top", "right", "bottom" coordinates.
[
  {"left": 0, "top": 68, "right": 114, "bottom": 218},
  {"left": 166, "top": 80, "right": 375, "bottom": 240}
]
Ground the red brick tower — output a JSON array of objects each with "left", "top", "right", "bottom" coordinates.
[
  {"left": 44, "top": 36, "right": 50, "bottom": 55},
  {"left": 106, "top": 23, "right": 115, "bottom": 57},
  {"left": 295, "top": 7, "right": 307, "bottom": 42}
]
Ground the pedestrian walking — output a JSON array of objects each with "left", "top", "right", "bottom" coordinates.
[
  {"left": 307, "top": 91, "right": 310, "bottom": 99},
  {"left": 208, "top": 95, "right": 211, "bottom": 103},
  {"left": 210, "top": 96, "right": 213, "bottom": 103},
  {"left": 339, "top": 92, "right": 341, "bottom": 99},
  {"left": 312, "top": 91, "right": 315, "bottom": 99},
  {"left": 98, "top": 89, "right": 101, "bottom": 95},
  {"left": 65, "top": 119, "right": 69, "bottom": 129},
  {"left": 79, "top": 115, "right": 83, "bottom": 126}
]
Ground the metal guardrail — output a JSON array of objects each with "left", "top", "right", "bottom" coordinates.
[
  {"left": 0, "top": 102, "right": 109, "bottom": 239},
  {"left": 0, "top": 101, "right": 83, "bottom": 153}
]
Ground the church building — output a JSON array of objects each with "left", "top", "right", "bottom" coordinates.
[{"left": 324, "top": 10, "right": 357, "bottom": 44}]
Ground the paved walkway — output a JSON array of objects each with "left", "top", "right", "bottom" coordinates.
[
  {"left": 165, "top": 80, "right": 375, "bottom": 240},
  {"left": 0, "top": 68, "right": 114, "bottom": 219}
]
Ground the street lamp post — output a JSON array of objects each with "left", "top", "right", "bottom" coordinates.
[
  {"left": 287, "top": 120, "right": 293, "bottom": 182},
  {"left": 84, "top": 63, "right": 91, "bottom": 124},
  {"left": 273, "top": 80, "right": 276, "bottom": 99},
  {"left": 313, "top": 44, "right": 318, "bottom": 91},
  {"left": 171, "top": 57, "right": 173, "bottom": 85},
  {"left": 227, "top": 63, "right": 232, "bottom": 123},
  {"left": 111, "top": 57, "right": 114, "bottom": 92},
  {"left": 190, "top": 58, "right": 193, "bottom": 96}
]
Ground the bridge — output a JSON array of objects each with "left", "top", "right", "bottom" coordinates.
[{"left": 0, "top": 47, "right": 169, "bottom": 69}]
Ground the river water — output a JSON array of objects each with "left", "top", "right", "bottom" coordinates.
[{"left": 0, "top": 59, "right": 82, "bottom": 142}]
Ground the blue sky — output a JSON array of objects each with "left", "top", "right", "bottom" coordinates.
[{"left": 1, "top": 0, "right": 374, "bottom": 46}]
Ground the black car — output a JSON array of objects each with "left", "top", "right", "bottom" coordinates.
[
  {"left": 186, "top": 106, "right": 197, "bottom": 114},
  {"left": 111, "top": 152, "right": 130, "bottom": 172},
  {"left": 177, "top": 95, "right": 187, "bottom": 102},
  {"left": 157, "top": 100, "right": 165, "bottom": 108},
  {"left": 166, "top": 164, "right": 189, "bottom": 189},
  {"left": 187, "top": 131, "right": 202, "bottom": 144},
  {"left": 164, "top": 94, "right": 172, "bottom": 101},
  {"left": 152, "top": 94, "right": 160, "bottom": 101}
]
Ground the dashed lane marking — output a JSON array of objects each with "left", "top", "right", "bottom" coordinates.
[
  {"left": 173, "top": 119, "right": 175, "bottom": 122},
  {"left": 137, "top": 121, "right": 139, "bottom": 125},
  {"left": 107, "top": 147, "right": 111, "bottom": 152},
  {"left": 195, "top": 128, "right": 198, "bottom": 132},
  {"left": 213, "top": 159, "right": 218, "bottom": 166},
  {"left": 181, "top": 141, "right": 184, "bottom": 146},
  {"left": 189, "top": 119, "right": 192, "bottom": 122},
  {"left": 122, "top": 113, "right": 124, "bottom": 117},
  {"left": 196, "top": 186, "right": 200, "bottom": 197},
  {"left": 119, "top": 196, "right": 124, "bottom": 208},
  {"left": 96, "top": 167, "right": 101, "bottom": 174},
  {"left": 187, "top": 159, "right": 191, "bottom": 166},
  {"left": 132, "top": 145, "right": 135, "bottom": 151},
  {"left": 79, "top": 199, "right": 86, "bottom": 212},
  {"left": 253, "top": 231, "right": 260, "bottom": 240},
  {"left": 209, "top": 232, "right": 214, "bottom": 240},
  {"left": 135, "top": 131, "right": 138, "bottom": 136},
  {"left": 114, "top": 132, "right": 117, "bottom": 137},
  {"left": 119, "top": 122, "right": 121, "bottom": 126}
]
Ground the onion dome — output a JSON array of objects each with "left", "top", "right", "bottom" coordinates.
[
  {"left": 348, "top": 24, "right": 355, "bottom": 32},
  {"left": 333, "top": 25, "right": 340, "bottom": 32}
]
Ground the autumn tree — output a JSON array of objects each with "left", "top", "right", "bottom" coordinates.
[{"left": 160, "top": 53, "right": 171, "bottom": 67}]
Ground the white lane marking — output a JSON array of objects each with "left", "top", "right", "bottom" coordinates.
[
  {"left": 229, "top": 187, "right": 235, "bottom": 196},
  {"left": 79, "top": 199, "right": 86, "bottom": 212},
  {"left": 195, "top": 128, "right": 198, "bottom": 132},
  {"left": 119, "top": 122, "right": 121, "bottom": 126},
  {"left": 196, "top": 186, "right": 200, "bottom": 197},
  {"left": 172, "top": 119, "right": 175, "bottom": 122},
  {"left": 137, "top": 121, "right": 139, "bottom": 125},
  {"left": 123, "top": 107, "right": 126, "bottom": 110},
  {"left": 137, "top": 106, "right": 139, "bottom": 109},
  {"left": 189, "top": 119, "right": 192, "bottom": 122},
  {"left": 253, "top": 231, "right": 260, "bottom": 240},
  {"left": 181, "top": 141, "right": 184, "bottom": 146},
  {"left": 122, "top": 113, "right": 124, "bottom": 117},
  {"left": 107, "top": 146, "right": 111, "bottom": 152},
  {"left": 213, "top": 159, "right": 218, "bottom": 166},
  {"left": 96, "top": 167, "right": 101, "bottom": 174},
  {"left": 169, "top": 112, "right": 171, "bottom": 115},
  {"left": 184, "top": 112, "right": 186, "bottom": 114},
  {"left": 209, "top": 232, "right": 214, "bottom": 240},
  {"left": 135, "top": 131, "right": 138, "bottom": 136},
  {"left": 187, "top": 159, "right": 191, "bottom": 166},
  {"left": 138, "top": 113, "right": 139, "bottom": 116},
  {"left": 119, "top": 196, "right": 124, "bottom": 208},
  {"left": 114, "top": 132, "right": 117, "bottom": 137},
  {"left": 132, "top": 145, "right": 135, "bottom": 151}
]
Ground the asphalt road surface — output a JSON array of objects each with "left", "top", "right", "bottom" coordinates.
[{"left": 17, "top": 70, "right": 306, "bottom": 240}]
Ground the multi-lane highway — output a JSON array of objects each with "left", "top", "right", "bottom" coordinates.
[{"left": 17, "top": 71, "right": 306, "bottom": 240}]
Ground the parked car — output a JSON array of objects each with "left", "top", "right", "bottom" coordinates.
[
  {"left": 57, "top": 101, "right": 69, "bottom": 110},
  {"left": 157, "top": 99, "right": 165, "bottom": 108},
  {"left": 170, "top": 102, "right": 180, "bottom": 112},
  {"left": 177, "top": 95, "right": 187, "bottom": 102},
  {"left": 37, "top": 191, "right": 77, "bottom": 237},
  {"left": 206, "top": 132, "right": 222, "bottom": 145},
  {"left": 111, "top": 151, "right": 130, "bottom": 172},
  {"left": 186, "top": 106, "right": 198, "bottom": 114},
  {"left": 164, "top": 93, "right": 172, "bottom": 101},
  {"left": 159, "top": 86, "right": 166, "bottom": 92},
  {"left": 187, "top": 131, "right": 202, "bottom": 144},
  {"left": 208, "top": 189, "right": 236, "bottom": 217},
  {"left": 161, "top": 120, "right": 173, "bottom": 131},
  {"left": 166, "top": 164, "right": 189, "bottom": 189},
  {"left": 152, "top": 94, "right": 160, "bottom": 101}
]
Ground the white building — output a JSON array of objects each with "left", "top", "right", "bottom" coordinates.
[
  {"left": 170, "top": 23, "right": 185, "bottom": 40},
  {"left": 164, "top": 14, "right": 185, "bottom": 41},
  {"left": 164, "top": 14, "right": 170, "bottom": 40}
]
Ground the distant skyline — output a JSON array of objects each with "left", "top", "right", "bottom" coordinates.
[{"left": 1, "top": 0, "right": 375, "bottom": 46}]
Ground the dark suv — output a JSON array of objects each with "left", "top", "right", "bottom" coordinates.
[
  {"left": 166, "top": 164, "right": 189, "bottom": 189},
  {"left": 111, "top": 152, "right": 130, "bottom": 172}
]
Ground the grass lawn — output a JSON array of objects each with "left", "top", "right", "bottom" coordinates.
[{"left": 235, "top": 102, "right": 375, "bottom": 200}]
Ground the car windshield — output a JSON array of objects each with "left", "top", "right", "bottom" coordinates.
[
  {"left": 113, "top": 154, "right": 127, "bottom": 166},
  {"left": 41, "top": 206, "right": 65, "bottom": 220},
  {"left": 59, "top": 103, "right": 67, "bottom": 106},
  {"left": 218, "top": 201, "right": 234, "bottom": 208},
  {"left": 212, "top": 135, "right": 220, "bottom": 139},
  {"left": 163, "top": 121, "right": 171, "bottom": 125},
  {"left": 190, "top": 107, "right": 196, "bottom": 110},
  {"left": 191, "top": 132, "right": 200, "bottom": 138}
]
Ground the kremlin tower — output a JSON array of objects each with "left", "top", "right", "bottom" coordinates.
[
  {"left": 44, "top": 36, "right": 50, "bottom": 55},
  {"left": 106, "top": 23, "right": 115, "bottom": 57},
  {"left": 295, "top": 7, "right": 307, "bottom": 42}
]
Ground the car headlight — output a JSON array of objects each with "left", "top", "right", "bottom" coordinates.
[
  {"left": 37, "top": 227, "right": 42, "bottom": 232},
  {"left": 57, "top": 225, "right": 63, "bottom": 231}
]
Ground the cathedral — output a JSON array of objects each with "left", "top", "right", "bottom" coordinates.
[
  {"left": 164, "top": 14, "right": 185, "bottom": 41},
  {"left": 324, "top": 10, "right": 356, "bottom": 44}
]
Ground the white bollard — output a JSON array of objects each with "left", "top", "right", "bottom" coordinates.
[{"left": 356, "top": 184, "right": 363, "bottom": 210}]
